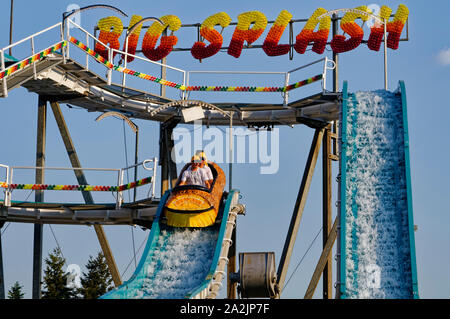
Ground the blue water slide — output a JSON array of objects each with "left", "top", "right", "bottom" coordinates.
[
  {"left": 339, "top": 81, "right": 419, "bottom": 299},
  {"left": 101, "top": 189, "right": 239, "bottom": 299}
]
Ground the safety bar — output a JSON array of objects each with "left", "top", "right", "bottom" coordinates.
[{"left": 0, "top": 158, "right": 158, "bottom": 209}]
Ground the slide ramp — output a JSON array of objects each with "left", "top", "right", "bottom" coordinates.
[
  {"left": 339, "top": 81, "right": 419, "bottom": 299},
  {"left": 101, "top": 189, "right": 240, "bottom": 299}
]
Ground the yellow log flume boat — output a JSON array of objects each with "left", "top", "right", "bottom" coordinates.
[{"left": 164, "top": 162, "right": 226, "bottom": 227}]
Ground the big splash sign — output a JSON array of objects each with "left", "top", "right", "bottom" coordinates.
[{"left": 93, "top": 4, "right": 409, "bottom": 63}]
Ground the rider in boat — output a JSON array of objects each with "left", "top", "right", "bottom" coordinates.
[{"left": 178, "top": 155, "right": 212, "bottom": 188}]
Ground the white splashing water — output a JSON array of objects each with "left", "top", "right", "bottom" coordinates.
[
  {"left": 344, "top": 90, "right": 413, "bottom": 299},
  {"left": 125, "top": 226, "right": 218, "bottom": 299}
]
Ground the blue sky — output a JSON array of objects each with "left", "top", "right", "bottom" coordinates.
[{"left": 0, "top": 0, "right": 449, "bottom": 299}]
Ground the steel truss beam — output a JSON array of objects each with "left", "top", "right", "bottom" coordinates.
[{"left": 50, "top": 101, "right": 122, "bottom": 287}]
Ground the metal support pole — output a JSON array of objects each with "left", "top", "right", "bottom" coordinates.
[
  {"left": 133, "top": 126, "right": 139, "bottom": 202},
  {"left": 160, "top": 123, "right": 169, "bottom": 195},
  {"left": 304, "top": 217, "right": 338, "bottom": 299},
  {"left": 336, "top": 95, "right": 344, "bottom": 299},
  {"left": 227, "top": 227, "right": 237, "bottom": 299},
  {"left": 322, "top": 126, "right": 333, "bottom": 299},
  {"left": 0, "top": 221, "right": 5, "bottom": 299},
  {"left": 159, "top": 42, "right": 169, "bottom": 195},
  {"left": 160, "top": 29, "right": 167, "bottom": 98},
  {"left": 33, "top": 95, "right": 47, "bottom": 299},
  {"left": 50, "top": 101, "right": 122, "bottom": 287},
  {"left": 276, "top": 128, "right": 325, "bottom": 296},
  {"left": 107, "top": 48, "right": 112, "bottom": 85},
  {"left": 332, "top": 14, "right": 339, "bottom": 93},
  {"left": 229, "top": 111, "right": 233, "bottom": 192},
  {"left": 1, "top": 50, "right": 7, "bottom": 98},
  {"left": 332, "top": 13, "right": 341, "bottom": 299},
  {"left": 160, "top": 120, "right": 178, "bottom": 194},
  {"left": 167, "top": 131, "right": 178, "bottom": 189},
  {"left": 9, "top": 0, "right": 14, "bottom": 56},
  {"left": 383, "top": 18, "right": 388, "bottom": 90}
]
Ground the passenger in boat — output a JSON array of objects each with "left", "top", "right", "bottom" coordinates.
[
  {"left": 178, "top": 155, "right": 212, "bottom": 188},
  {"left": 196, "top": 150, "right": 214, "bottom": 187}
]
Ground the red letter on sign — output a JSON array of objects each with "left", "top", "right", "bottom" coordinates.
[
  {"left": 227, "top": 11, "right": 267, "bottom": 58},
  {"left": 141, "top": 15, "right": 181, "bottom": 61},
  {"left": 367, "top": 4, "right": 409, "bottom": 51},
  {"left": 191, "top": 12, "right": 231, "bottom": 60},
  {"left": 294, "top": 8, "right": 330, "bottom": 55},
  {"left": 330, "top": 6, "right": 369, "bottom": 53},
  {"left": 122, "top": 15, "right": 143, "bottom": 63},
  {"left": 262, "top": 10, "right": 292, "bottom": 57},
  {"left": 95, "top": 16, "right": 124, "bottom": 60}
]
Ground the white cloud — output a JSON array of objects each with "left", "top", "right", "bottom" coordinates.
[{"left": 437, "top": 48, "right": 450, "bottom": 66}]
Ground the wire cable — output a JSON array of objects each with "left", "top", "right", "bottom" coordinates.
[
  {"left": 122, "top": 119, "right": 137, "bottom": 267},
  {"left": 0, "top": 222, "right": 11, "bottom": 236},
  {"left": 283, "top": 227, "right": 323, "bottom": 292},
  {"left": 120, "top": 231, "right": 149, "bottom": 278},
  {"left": 48, "top": 224, "right": 66, "bottom": 262},
  {"left": 122, "top": 119, "right": 131, "bottom": 203}
]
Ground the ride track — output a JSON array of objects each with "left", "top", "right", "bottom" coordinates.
[
  {"left": 101, "top": 189, "right": 242, "bottom": 299},
  {"left": 338, "top": 81, "right": 419, "bottom": 298}
]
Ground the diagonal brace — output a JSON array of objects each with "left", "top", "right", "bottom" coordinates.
[{"left": 50, "top": 101, "right": 122, "bottom": 287}]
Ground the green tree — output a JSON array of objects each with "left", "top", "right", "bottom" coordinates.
[
  {"left": 78, "top": 252, "right": 113, "bottom": 299},
  {"left": 41, "top": 247, "right": 77, "bottom": 299},
  {"left": 8, "top": 281, "right": 25, "bottom": 299}
]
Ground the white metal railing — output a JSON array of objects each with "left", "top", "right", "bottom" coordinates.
[
  {"left": 118, "top": 158, "right": 159, "bottom": 206},
  {"left": 65, "top": 18, "right": 329, "bottom": 104},
  {"left": 185, "top": 69, "right": 290, "bottom": 104},
  {"left": 66, "top": 19, "right": 187, "bottom": 94},
  {"left": 1, "top": 17, "right": 334, "bottom": 104},
  {"left": 1, "top": 22, "right": 64, "bottom": 97},
  {"left": 287, "top": 56, "right": 334, "bottom": 92},
  {"left": 185, "top": 57, "right": 334, "bottom": 105},
  {"left": 0, "top": 158, "right": 158, "bottom": 209}
]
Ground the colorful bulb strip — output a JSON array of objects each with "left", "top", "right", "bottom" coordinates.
[
  {"left": 0, "top": 41, "right": 66, "bottom": 80},
  {"left": 184, "top": 74, "right": 323, "bottom": 92},
  {"left": 114, "top": 65, "right": 186, "bottom": 89},
  {"left": 283, "top": 74, "right": 323, "bottom": 92},
  {"left": 70, "top": 37, "right": 114, "bottom": 69},
  {"left": 191, "top": 12, "right": 232, "bottom": 60},
  {"left": 70, "top": 37, "right": 322, "bottom": 93},
  {"left": 1, "top": 176, "right": 153, "bottom": 192}
]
